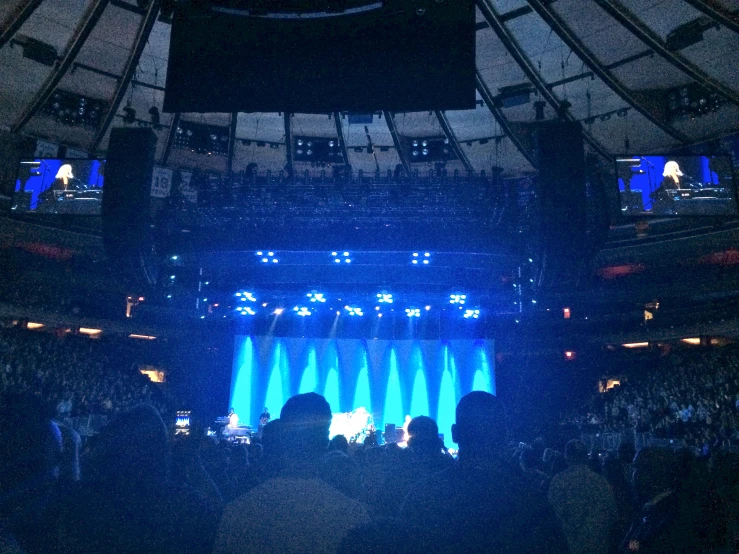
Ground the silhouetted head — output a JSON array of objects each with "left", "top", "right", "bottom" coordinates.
[
  {"left": 452, "top": 391, "right": 506, "bottom": 459},
  {"left": 86, "top": 404, "right": 169, "bottom": 490},
  {"left": 632, "top": 447, "right": 678, "bottom": 505},
  {"left": 0, "top": 393, "right": 62, "bottom": 522},
  {"left": 280, "top": 393, "right": 332, "bottom": 456},
  {"left": 564, "top": 439, "right": 589, "bottom": 466},
  {"left": 328, "top": 434, "right": 350, "bottom": 454},
  {"left": 408, "top": 415, "right": 440, "bottom": 456}
]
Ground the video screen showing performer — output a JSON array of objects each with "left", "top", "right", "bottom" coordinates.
[
  {"left": 12, "top": 158, "right": 105, "bottom": 215},
  {"left": 616, "top": 155, "right": 736, "bottom": 216}
]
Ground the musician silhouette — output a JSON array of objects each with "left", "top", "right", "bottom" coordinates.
[
  {"left": 651, "top": 160, "right": 684, "bottom": 214},
  {"left": 661, "top": 160, "right": 684, "bottom": 190}
]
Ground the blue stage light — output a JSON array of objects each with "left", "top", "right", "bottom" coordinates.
[
  {"left": 413, "top": 253, "right": 419, "bottom": 257},
  {"left": 256, "top": 251, "right": 263, "bottom": 256},
  {"left": 331, "top": 252, "right": 338, "bottom": 256},
  {"left": 345, "top": 259, "right": 351, "bottom": 263},
  {"left": 272, "top": 259, "right": 278, "bottom": 263},
  {"left": 268, "top": 252, "right": 274, "bottom": 257},
  {"left": 377, "top": 293, "right": 393, "bottom": 304},
  {"left": 405, "top": 308, "right": 421, "bottom": 317},
  {"left": 307, "top": 292, "right": 326, "bottom": 303},
  {"left": 171, "top": 255, "right": 178, "bottom": 261},
  {"left": 463, "top": 309, "right": 480, "bottom": 319},
  {"left": 294, "top": 306, "right": 312, "bottom": 317},
  {"left": 412, "top": 260, "right": 418, "bottom": 265},
  {"left": 343, "top": 252, "right": 350, "bottom": 257},
  {"left": 166, "top": 294, "right": 172, "bottom": 299},
  {"left": 423, "top": 260, "right": 429, "bottom": 264},
  {"left": 262, "top": 258, "right": 268, "bottom": 263},
  {"left": 449, "top": 294, "right": 467, "bottom": 305},
  {"left": 424, "top": 252, "right": 430, "bottom": 257},
  {"left": 345, "top": 306, "right": 363, "bottom": 316},
  {"left": 335, "top": 259, "right": 341, "bottom": 263}
]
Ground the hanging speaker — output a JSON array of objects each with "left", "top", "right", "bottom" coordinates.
[{"left": 102, "top": 127, "right": 157, "bottom": 266}]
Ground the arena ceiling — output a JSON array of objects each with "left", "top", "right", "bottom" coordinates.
[{"left": 0, "top": 0, "right": 738, "bottom": 179}]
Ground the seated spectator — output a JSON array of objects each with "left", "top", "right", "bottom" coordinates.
[
  {"left": 55, "top": 404, "right": 220, "bottom": 553},
  {"left": 0, "top": 394, "right": 62, "bottom": 554},
  {"left": 213, "top": 393, "right": 368, "bottom": 554},
  {"left": 401, "top": 391, "right": 569, "bottom": 553},
  {"left": 619, "top": 447, "right": 699, "bottom": 554},
  {"left": 547, "top": 439, "right": 617, "bottom": 554}
]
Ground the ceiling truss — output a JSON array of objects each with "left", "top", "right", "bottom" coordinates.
[
  {"left": 90, "top": 0, "right": 162, "bottom": 153},
  {"left": 526, "top": 0, "right": 691, "bottom": 144},
  {"left": 593, "top": 0, "right": 739, "bottom": 106}
]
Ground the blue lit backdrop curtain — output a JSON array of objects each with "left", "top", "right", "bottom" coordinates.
[{"left": 230, "top": 337, "right": 494, "bottom": 441}]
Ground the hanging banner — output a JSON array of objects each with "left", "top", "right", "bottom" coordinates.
[
  {"left": 34, "top": 140, "right": 58, "bottom": 158},
  {"left": 66, "top": 147, "right": 88, "bottom": 159},
  {"left": 151, "top": 166, "right": 173, "bottom": 198},
  {"left": 179, "top": 170, "right": 198, "bottom": 204}
]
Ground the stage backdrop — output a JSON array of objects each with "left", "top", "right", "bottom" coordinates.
[{"left": 230, "top": 337, "right": 495, "bottom": 442}]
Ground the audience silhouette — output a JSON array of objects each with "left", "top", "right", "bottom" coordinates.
[
  {"left": 213, "top": 393, "right": 368, "bottom": 554},
  {"left": 401, "top": 391, "right": 569, "bottom": 553}
]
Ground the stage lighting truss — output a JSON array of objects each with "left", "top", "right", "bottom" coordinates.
[
  {"left": 377, "top": 292, "right": 393, "bottom": 304},
  {"left": 405, "top": 308, "right": 421, "bottom": 318},
  {"left": 345, "top": 306, "right": 363, "bottom": 317},
  {"left": 449, "top": 294, "right": 466, "bottom": 305},
  {"left": 463, "top": 309, "right": 480, "bottom": 319},
  {"left": 294, "top": 306, "right": 312, "bottom": 317},
  {"left": 235, "top": 291, "right": 257, "bottom": 302},
  {"left": 332, "top": 251, "right": 351, "bottom": 263},
  {"left": 257, "top": 251, "right": 278, "bottom": 263},
  {"left": 411, "top": 252, "right": 431, "bottom": 265},
  {"left": 307, "top": 292, "right": 326, "bottom": 303}
]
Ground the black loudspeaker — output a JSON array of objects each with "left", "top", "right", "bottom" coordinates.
[
  {"left": 535, "top": 121, "right": 586, "bottom": 288},
  {"left": 102, "top": 128, "right": 156, "bottom": 260},
  {"left": 384, "top": 423, "right": 397, "bottom": 443}
]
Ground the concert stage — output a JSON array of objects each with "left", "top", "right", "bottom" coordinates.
[{"left": 230, "top": 336, "right": 495, "bottom": 441}]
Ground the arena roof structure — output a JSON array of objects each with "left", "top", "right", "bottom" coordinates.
[{"left": 1, "top": 0, "right": 738, "bottom": 180}]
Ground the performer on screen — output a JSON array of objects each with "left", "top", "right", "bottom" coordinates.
[
  {"left": 53, "top": 164, "right": 77, "bottom": 191},
  {"left": 651, "top": 160, "right": 684, "bottom": 214},
  {"left": 661, "top": 161, "right": 684, "bottom": 189}
]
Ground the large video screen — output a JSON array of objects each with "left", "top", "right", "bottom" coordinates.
[
  {"left": 12, "top": 158, "right": 105, "bottom": 215},
  {"left": 616, "top": 155, "right": 736, "bottom": 216},
  {"left": 164, "top": 0, "right": 475, "bottom": 113}
]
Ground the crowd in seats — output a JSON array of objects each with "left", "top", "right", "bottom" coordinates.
[
  {"left": 0, "top": 328, "right": 168, "bottom": 419},
  {"left": 4, "top": 327, "right": 739, "bottom": 552},
  {"left": 570, "top": 345, "right": 739, "bottom": 449},
  {"left": 5, "top": 383, "right": 739, "bottom": 553}
]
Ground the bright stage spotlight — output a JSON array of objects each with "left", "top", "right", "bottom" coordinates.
[
  {"left": 345, "top": 306, "right": 363, "bottom": 317},
  {"left": 377, "top": 292, "right": 393, "bottom": 304},
  {"left": 236, "top": 291, "right": 257, "bottom": 302},
  {"left": 307, "top": 292, "right": 326, "bottom": 303},
  {"left": 463, "top": 309, "right": 480, "bottom": 319},
  {"left": 273, "top": 308, "right": 284, "bottom": 315},
  {"left": 405, "top": 308, "right": 421, "bottom": 318},
  {"left": 449, "top": 294, "right": 467, "bottom": 305},
  {"left": 294, "top": 306, "right": 312, "bottom": 317},
  {"left": 236, "top": 306, "right": 256, "bottom": 316}
]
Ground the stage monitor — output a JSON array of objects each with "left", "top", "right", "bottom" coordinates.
[
  {"left": 164, "top": 0, "right": 476, "bottom": 113},
  {"left": 12, "top": 158, "right": 105, "bottom": 216},
  {"left": 616, "top": 155, "right": 736, "bottom": 217}
]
